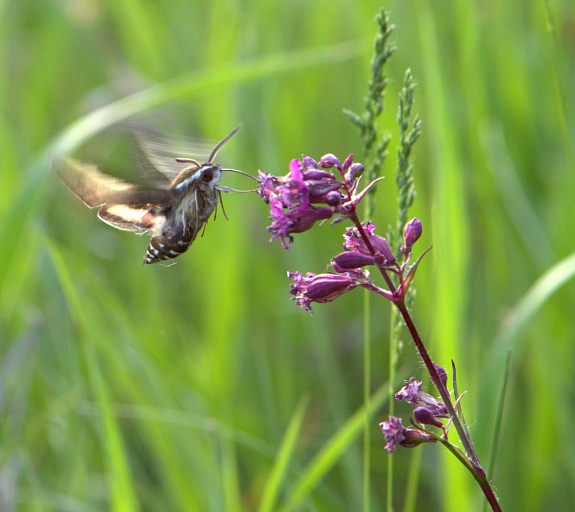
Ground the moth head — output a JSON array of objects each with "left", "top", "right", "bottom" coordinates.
[
  {"left": 170, "top": 124, "right": 242, "bottom": 194},
  {"left": 170, "top": 163, "right": 222, "bottom": 196},
  {"left": 196, "top": 163, "right": 223, "bottom": 191},
  {"left": 199, "top": 164, "right": 220, "bottom": 183}
]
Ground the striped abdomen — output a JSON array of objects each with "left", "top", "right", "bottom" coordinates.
[{"left": 143, "top": 226, "right": 197, "bottom": 265}]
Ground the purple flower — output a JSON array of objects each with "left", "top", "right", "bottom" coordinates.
[
  {"left": 259, "top": 154, "right": 383, "bottom": 248},
  {"left": 268, "top": 199, "right": 333, "bottom": 249},
  {"left": 395, "top": 378, "right": 448, "bottom": 417},
  {"left": 258, "top": 171, "right": 281, "bottom": 204},
  {"left": 380, "top": 416, "right": 436, "bottom": 453},
  {"left": 343, "top": 223, "right": 396, "bottom": 265},
  {"left": 380, "top": 416, "right": 405, "bottom": 453},
  {"left": 288, "top": 270, "right": 367, "bottom": 313},
  {"left": 258, "top": 157, "right": 350, "bottom": 248},
  {"left": 279, "top": 159, "right": 308, "bottom": 207}
]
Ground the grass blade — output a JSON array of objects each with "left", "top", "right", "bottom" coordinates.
[
  {"left": 44, "top": 238, "right": 139, "bottom": 511},
  {"left": 280, "top": 383, "right": 389, "bottom": 511},
  {"left": 258, "top": 395, "right": 310, "bottom": 512}
]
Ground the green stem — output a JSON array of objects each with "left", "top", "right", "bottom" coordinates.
[{"left": 363, "top": 289, "right": 371, "bottom": 512}]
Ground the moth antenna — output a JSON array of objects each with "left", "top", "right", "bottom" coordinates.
[
  {"left": 221, "top": 168, "right": 260, "bottom": 182},
  {"left": 208, "top": 124, "right": 243, "bottom": 163},
  {"left": 175, "top": 157, "right": 201, "bottom": 165}
]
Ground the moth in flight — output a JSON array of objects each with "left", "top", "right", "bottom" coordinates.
[{"left": 59, "top": 124, "right": 252, "bottom": 264}]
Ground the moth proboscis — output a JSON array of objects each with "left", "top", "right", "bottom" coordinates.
[{"left": 58, "top": 124, "right": 254, "bottom": 265}]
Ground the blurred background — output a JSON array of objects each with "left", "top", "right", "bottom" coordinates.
[{"left": 1, "top": 0, "right": 575, "bottom": 510}]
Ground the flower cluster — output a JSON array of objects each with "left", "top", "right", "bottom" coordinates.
[
  {"left": 258, "top": 154, "right": 379, "bottom": 249},
  {"left": 380, "top": 377, "right": 450, "bottom": 453},
  {"left": 286, "top": 223, "right": 401, "bottom": 314},
  {"left": 259, "top": 153, "right": 425, "bottom": 314},
  {"left": 287, "top": 220, "right": 423, "bottom": 313}
]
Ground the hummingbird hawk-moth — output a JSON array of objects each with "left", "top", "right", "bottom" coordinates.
[{"left": 59, "top": 124, "right": 246, "bottom": 265}]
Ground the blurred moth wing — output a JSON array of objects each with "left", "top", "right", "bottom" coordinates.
[{"left": 58, "top": 124, "right": 242, "bottom": 265}]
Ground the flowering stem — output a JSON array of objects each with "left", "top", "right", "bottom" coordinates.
[
  {"left": 261, "top": 151, "right": 501, "bottom": 509},
  {"left": 349, "top": 213, "right": 501, "bottom": 511},
  {"left": 395, "top": 303, "right": 474, "bottom": 454},
  {"left": 395, "top": 302, "right": 501, "bottom": 511}
]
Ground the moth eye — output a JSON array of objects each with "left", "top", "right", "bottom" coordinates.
[{"left": 201, "top": 169, "right": 213, "bottom": 182}]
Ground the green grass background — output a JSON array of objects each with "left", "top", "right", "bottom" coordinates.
[{"left": 1, "top": 0, "right": 574, "bottom": 510}]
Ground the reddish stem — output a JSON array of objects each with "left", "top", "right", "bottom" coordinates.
[{"left": 350, "top": 215, "right": 502, "bottom": 511}]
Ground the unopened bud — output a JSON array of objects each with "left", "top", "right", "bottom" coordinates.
[
  {"left": 319, "top": 154, "right": 341, "bottom": 169},
  {"left": 413, "top": 407, "right": 444, "bottom": 429},
  {"left": 402, "top": 218, "right": 423, "bottom": 255},
  {"left": 346, "top": 162, "right": 364, "bottom": 182},
  {"left": 341, "top": 154, "right": 354, "bottom": 172},
  {"left": 302, "top": 155, "right": 318, "bottom": 170},
  {"left": 431, "top": 364, "right": 448, "bottom": 388},
  {"left": 333, "top": 252, "right": 375, "bottom": 269}
]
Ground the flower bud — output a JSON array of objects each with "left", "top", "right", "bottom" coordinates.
[
  {"left": 346, "top": 162, "right": 364, "bottom": 182},
  {"left": 430, "top": 364, "right": 448, "bottom": 388},
  {"left": 333, "top": 251, "right": 375, "bottom": 269},
  {"left": 402, "top": 218, "right": 423, "bottom": 255},
  {"left": 341, "top": 154, "right": 354, "bottom": 172},
  {"left": 319, "top": 154, "right": 341, "bottom": 169},
  {"left": 413, "top": 407, "right": 444, "bottom": 429},
  {"left": 304, "top": 274, "right": 355, "bottom": 301},
  {"left": 306, "top": 181, "right": 342, "bottom": 204},
  {"left": 302, "top": 155, "right": 318, "bottom": 170},
  {"left": 370, "top": 236, "right": 396, "bottom": 265},
  {"left": 325, "top": 190, "right": 342, "bottom": 206},
  {"left": 302, "top": 170, "right": 336, "bottom": 181}
]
